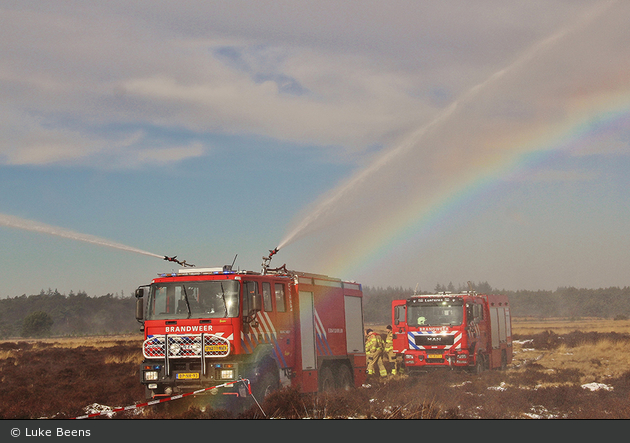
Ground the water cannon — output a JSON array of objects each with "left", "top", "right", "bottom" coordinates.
[
  {"left": 261, "top": 247, "right": 285, "bottom": 274},
  {"left": 163, "top": 255, "right": 195, "bottom": 267}
]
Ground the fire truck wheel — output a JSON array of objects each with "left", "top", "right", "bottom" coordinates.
[
  {"left": 500, "top": 350, "right": 508, "bottom": 370},
  {"left": 319, "top": 367, "right": 335, "bottom": 393},
  {"left": 471, "top": 353, "right": 485, "bottom": 375},
  {"left": 255, "top": 370, "right": 279, "bottom": 401},
  {"left": 336, "top": 364, "right": 353, "bottom": 391}
]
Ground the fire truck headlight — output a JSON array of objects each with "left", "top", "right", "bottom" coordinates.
[
  {"left": 144, "top": 371, "right": 159, "bottom": 381},
  {"left": 169, "top": 343, "right": 181, "bottom": 355},
  {"left": 220, "top": 369, "right": 234, "bottom": 379},
  {"left": 192, "top": 343, "right": 202, "bottom": 354}
]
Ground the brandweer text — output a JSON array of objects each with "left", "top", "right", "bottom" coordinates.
[{"left": 164, "top": 325, "right": 213, "bottom": 333}]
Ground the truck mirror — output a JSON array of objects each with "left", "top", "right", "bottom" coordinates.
[
  {"left": 466, "top": 305, "right": 474, "bottom": 323},
  {"left": 135, "top": 287, "right": 147, "bottom": 298},
  {"left": 135, "top": 297, "right": 144, "bottom": 321},
  {"left": 251, "top": 292, "right": 262, "bottom": 312},
  {"left": 243, "top": 293, "right": 262, "bottom": 328}
]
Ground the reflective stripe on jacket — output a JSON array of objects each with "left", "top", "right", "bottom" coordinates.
[
  {"left": 385, "top": 331, "right": 394, "bottom": 353},
  {"left": 366, "top": 332, "right": 385, "bottom": 355}
]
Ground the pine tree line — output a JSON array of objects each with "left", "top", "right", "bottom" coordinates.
[{"left": 0, "top": 289, "right": 140, "bottom": 339}]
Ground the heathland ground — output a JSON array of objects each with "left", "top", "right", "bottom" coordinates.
[{"left": 1, "top": 317, "right": 630, "bottom": 419}]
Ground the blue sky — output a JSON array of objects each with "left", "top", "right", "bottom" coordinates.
[{"left": 1, "top": 1, "right": 629, "bottom": 297}]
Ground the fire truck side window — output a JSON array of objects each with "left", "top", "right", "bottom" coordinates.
[
  {"left": 262, "top": 282, "right": 273, "bottom": 312},
  {"left": 466, "top": 303, "right": 484, "bottom": 323},
  {"left": 242, "top": 281, "right": 258, "bottom": 316},
  {"left": 275, "top": 283, "right": 286, "bottom": 312},
  {"left": 474, "top": 304, "right": 483, "bottom": 320}
]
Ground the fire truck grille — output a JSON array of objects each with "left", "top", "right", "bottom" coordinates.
[
  {"left": 143, "top": 334, "right": 230, "bottom": 359},
  {"left": 413, "top": 334, "right": 455, "bottom": 346}
]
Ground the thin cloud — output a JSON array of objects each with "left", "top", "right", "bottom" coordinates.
[
  {"left": 2, "top": 2, "right": 616, "bottom": 169},
  {"left": 132, "top": 142, "right": 208, "bottom": 166}
]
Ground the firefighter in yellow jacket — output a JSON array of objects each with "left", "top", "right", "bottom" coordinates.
[
  {"left": 365, "top": 329, "right": 388, "bottom": 377},
  {"left": 384, "top": 325, "right": 401, "bottom": 375}
]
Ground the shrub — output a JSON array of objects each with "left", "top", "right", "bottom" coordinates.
[{"left": 21, "top": 311, "right": 54, "bottom": 338}]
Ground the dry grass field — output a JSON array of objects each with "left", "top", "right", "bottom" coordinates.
[
  {"left": 513, "top": 317, "right": 630, "bottom": 335},
  {"left": 1, "top": 318, "right": 630, "bottom": 419},
  {"left": 511, "top": 318, "right": 630, "bottom": 385}
]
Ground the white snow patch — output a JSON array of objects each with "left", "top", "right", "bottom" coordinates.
[
  {"left": 488, "top": 382, "right": 508, "bottom": 391},
  {"left": 81, "top": 403, "right": 144, "bottom": 418},
  {"left": 83, "top": 403, "right": 117, "bottom": 418},
  {"left": 581, "top": 382, "right": 613, "bottom": 392},
  {"left": 522, "top": 405, "right": 564, "bottom": 419}
]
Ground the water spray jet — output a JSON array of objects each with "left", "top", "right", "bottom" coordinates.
[{"left": 0, "top": 212, "right": 195, "bottom": 268}]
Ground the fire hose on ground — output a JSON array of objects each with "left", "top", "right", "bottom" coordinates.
[{"left": 71, "top": 378, "right": 266, "bottom": 419}]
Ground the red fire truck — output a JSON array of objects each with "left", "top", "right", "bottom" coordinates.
[
  {"left": 134, "top": 251, "right": 366, "bottom": 406},
  {"left": 391, "top": 289, "right": 512, "bottom": 373}
]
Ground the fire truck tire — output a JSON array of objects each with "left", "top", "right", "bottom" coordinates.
[
  {"left": 255, "top": 368, "right": 279, "bottom": 401},
  {"left": 336, "top": 364, "right": 354, "bottom": 391},
  {"left": 471, "top": 353, "right": 485, "bottom": 374},
  {"left": 500, "top": 350, "right": 508, "bottom": 370},
  {"left": 319, "top": 367, "right": 335, "bottom": 393}
]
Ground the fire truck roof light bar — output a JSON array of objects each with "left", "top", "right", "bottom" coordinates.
[
  {"left": 158, "top": 265, "right": 237, "bottom": 277},
  {"left": 177, "top": 266, "right": 232, "bottom": 274}
]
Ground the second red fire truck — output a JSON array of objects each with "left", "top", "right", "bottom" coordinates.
[
  {"left": 391, "top": 288, "right": 512, "bottom": 373},
  {"left": 135, "top": 249, "right": 366, "bottom": 408}
]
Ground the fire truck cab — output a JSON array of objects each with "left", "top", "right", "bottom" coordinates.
[
  {"left": 135, "top": 263, "right": 366, "bottom": 406},
  {"left": 392, "top": 291, "right": 512, "bottom": 373}
]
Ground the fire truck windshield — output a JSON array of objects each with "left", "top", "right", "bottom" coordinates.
[
  {"left": 407, "top": 301, "right": 464, "bottom": 327},
  {"left": 146, "top": 280, "right": 240, "bottom": 320}
]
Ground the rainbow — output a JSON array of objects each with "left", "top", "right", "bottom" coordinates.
[
  {"left": 317, "top": 87, "right": 630, "bottom": 281},
  {"left": 278, "top": 2, "right": 630, "bottom": 285}
]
